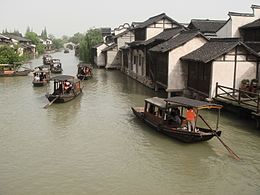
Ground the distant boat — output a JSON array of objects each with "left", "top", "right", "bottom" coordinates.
[
  {"left": 45, "top": 75, "right": 82, "bottom": 103},
  {"left": 64, "top": 48, "right": 69, "bottom": 53},
  {"left": 77, "top": 63, "right": 93, "bottom": 80},
  {"left": 0, "top": 64, "right": 31, "bottom": 77},
  {"left": 42, "top": 54, "right": 52, "bottom": 65},
  {"left": 132, "top": 96, "right": 222, "bottom": 143},
  {"left": 50, "top": 59, "right": 63, "bottom": 74}
]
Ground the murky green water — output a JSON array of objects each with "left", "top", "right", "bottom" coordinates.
[{"left": 0, "top": 52, "right": 260, "bottom": 195}]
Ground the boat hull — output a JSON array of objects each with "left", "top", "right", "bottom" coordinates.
[
  {"left": 0, "top": 70, "right": 31, "bottom": 77},
  {"left": 46, "top": 89, "right": 82, "bottom": 103},
  {"left": 131, "top": 107, "right": 221, "bottom": 143},
  {"left": 77, "top": 74, "right": 92, "bottom": 80}
]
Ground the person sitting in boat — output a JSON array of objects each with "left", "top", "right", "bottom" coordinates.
[
  {"left": 186, "top": 107, "right": 196, "bottom": 132},
  {"left": 34, "top": 74, "right": 40, "bottom": 81},
  {"left": 64, "top": 80, "right": 72, "bottom": 93},
  {"left": 168, "top": 108, "right": 181, "bottom": 127}
]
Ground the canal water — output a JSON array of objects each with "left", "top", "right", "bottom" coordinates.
[{"left": 0, "top": 51, "right": 259, "bottom": 195}]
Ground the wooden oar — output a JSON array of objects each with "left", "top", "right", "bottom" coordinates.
[
  {"left": 43, "top": 95, "right": 59, "bottom": 109},
  {"left": 198, "top": 114, "right": 240, "bottom": 160}
]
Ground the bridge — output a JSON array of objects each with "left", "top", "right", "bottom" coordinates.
[{"left": 63, "top": 42, "right": 76, "bottom": 50}]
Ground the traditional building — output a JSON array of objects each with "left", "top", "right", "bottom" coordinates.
[
  {"left": 216, "top": 5, "right": 260, "bottom": 38},
  {"left": 188, "top": 19, "right": 226, "bottom": 38},
  {"left": 239, "top": 18, "right": 260, "bottom": 53},
  {"left": 123, "top": 13, "right": 184, "bottom": 87},
  {"left": 149, "top": 30, "right": 208, "bottom": 96},
  {"left": 93, "top": 42, "right": 108, "bottom": 68},
  {"left": 181, "top": 38, "right": 260, "bottom": 98}
]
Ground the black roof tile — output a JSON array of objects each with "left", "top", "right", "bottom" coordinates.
[
  {"left": 150, "top": 30, "right": 205, "bottom": 53},
  {"left": 188, "top": 19, "right": 226, "bottom": 33},
  {"left": 181, "top": 38, "right": 260, "bottom": 63}
]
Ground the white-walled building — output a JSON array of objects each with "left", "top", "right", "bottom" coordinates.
[
  {"left": 123, "top": 13, "right": 184, "bottom": 87},
  {"left": 93, "top": 42, "right": 108, "bottom": 68},
  {"left": 217, "top": 5, "right": 260, "bottom": 38},
  {"left": 181, "top": 38, "right": 260, "bottom": 98},
  {"left": 149, "top": 30, "right": 208, "bottom": 96}
]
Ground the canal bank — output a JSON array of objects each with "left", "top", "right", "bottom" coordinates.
[{"left": 0, "top": 52, "right": 259, "bottom": 195}]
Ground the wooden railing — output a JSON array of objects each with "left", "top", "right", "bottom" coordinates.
[{"left": 215, "top": 82, "right": 260, "bottom": 113}]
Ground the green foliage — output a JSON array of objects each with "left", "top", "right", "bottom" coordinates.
[
  {"left": 36, "top": 44, "right": 45, "bottom": 55},
  {"left": 69, "top": 32, "right": 84, "bottom": 44},
  {"left": 79, "top": 28, "right": 102, "bottom": 63},
  {"left": 25, "top": 31, "right": 46, "bottom": 54},
  {"left": 41, "top": 27, "right": 48, "bottom": 39},
  {"left": 52, "top": 38, "right": 64, "bottom": 49},
  {"left": 0, "top": 45, "right": 23, "bottom": 64},
  {"left": 25, "top": 31, "right": 40, "bottom": 45}
]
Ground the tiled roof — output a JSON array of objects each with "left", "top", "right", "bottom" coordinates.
[
  {"left": 181, "top": 38, "right": 260, "bottom": 63},
  {"left": 188, "top": 19, "right": 226, "bottom": 33},
  {"left": 244, "top": 42, "right": 260, "bottom": 53},
  {"left": 101, "top": 43, "right": 117, "bottom": 52},
  {"left": 240, "top": 18, "right": 260, "bottom": 29},
  {"left": 113, "top": 29, "right": 130, "bottom": 38},
  {"left": 134, "top": 13, "right": 182, "bottom": 29},
  {"left": 142, "top": 27, "right": 184, "bottom": 46},
  {"left": 228, "top": 12, "right": 254, "bottom": 17},
  {"left": 92, "top": 42, "right": 104, "bottom": 48},
  {"left": 150, "top": 30, "right": 205, "bottom": 53},
  {"left": 5, "top": 34, "right": 31, "bottom": 42}
]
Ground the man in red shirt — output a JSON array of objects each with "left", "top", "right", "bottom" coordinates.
[{"left": 186, "top": 107, "right": 196, "bottom": 132}]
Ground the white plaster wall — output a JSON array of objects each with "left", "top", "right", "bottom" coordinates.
[
  {"left": 253, "top": 7, "right": 260, "bottom": 18},
  {"left": 168, "top": 36, "right": 207, "bottom": 92},
  {"left": 231, "top": 16, "right": 256, "bottom": 37},
  {"left": 210, "top": 61, "right": 256, "bottom": 97},
  {"left": 97, "top": 44, "right": 107, "bottom": 67},
  {"left": 146, "top": 28, "right": 164, "bottom": 40},
  {"left": 216, "top": 19, "right": 232, "bottom": 37},
  {"left": 106, "top": 49, "right": 121, "bottom": 68},
  {"left": 117, "top": 32, "right": 134, "bottom": 49}
]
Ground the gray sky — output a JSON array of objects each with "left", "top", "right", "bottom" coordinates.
[{"left": 0, "top": 0, "right": 259, "bottom": 38}]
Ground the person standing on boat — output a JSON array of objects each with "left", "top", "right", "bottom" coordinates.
[{"left": 186, "top": 107, "right": 196, "bottom": 132}]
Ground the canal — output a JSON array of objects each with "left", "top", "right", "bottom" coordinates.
[{"left": 0, "top": 51, "right": 260, "bottom": 195}]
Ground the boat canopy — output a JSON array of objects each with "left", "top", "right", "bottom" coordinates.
[
  {"left": 145, "top": 97, "right": 167, "bottom": 109},
  {"left": 165, "top": 96, "right": 223, "bottom": 109},
  {"left": 77, "top": 63, "right": 92, "bottom": 68},
  {"left": 51, "top": 75, "right": 76, "bottom": 82}
]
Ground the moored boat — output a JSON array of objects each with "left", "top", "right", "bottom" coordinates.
[
  {"left": 132, "top": 96, "right": 223, "bottom": 143},
  {"left": 77, "top": 63, "right": 93, "bottom": 80},
  {"left": 0, "top": 64, "right": 31, "bottom": 77},
  {"left": 45, "top": 75, "right": 82, "bottom": 103}
]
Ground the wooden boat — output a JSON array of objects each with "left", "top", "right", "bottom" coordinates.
[
  {"left": 32, "top": 70, "right": 50, "bottom": 87},
  {"left": 64, "top": 48, "right": 69, "bottom": 53},
  {"left": 77, "top": 63, "right": 93, "bottom": 80},
  {"left": 43, "top": 55, "right": 52, "bottom": 65},
  {"left": 0, "top": 64, "right": 31, "bottom": 77},
  {"left": 132, "top": 96, "right": 222, "bottom": 143},
  {"left": 50, "top": 59, "right": 63, "bottom": 74},
  {"left": 45, "top": 75, "right": 82, "bottom": 103}
]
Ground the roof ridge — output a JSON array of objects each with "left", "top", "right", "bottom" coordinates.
[{"left": 228, "top": 12, "right": 254, "bottom": 17}]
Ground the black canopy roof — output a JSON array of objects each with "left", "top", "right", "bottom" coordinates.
[
  {"left": 51, "top": 75, "right": 76, "bottom": 81},
  {"left": 165, "top": 96, "right": 222, "bottom": 109},
  {"left": 77, "top": 63, "right": 92, "bottom": 68}
]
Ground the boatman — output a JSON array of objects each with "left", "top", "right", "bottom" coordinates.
[{"left": 186, "top": 107, "right": 196, "bottom": 132}]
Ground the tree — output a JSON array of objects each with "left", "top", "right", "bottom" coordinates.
[
  {"left": 79, "top": 28, "right": 102, "bottom": 63},
  {"left": 25, "top": 31, "right": 45, "bottom": 54},
  {"left": 69, "top": 32, "right": 84, "bottom": 44},
  {"left": 41, "top": 27, "right": 48, "bottom": 39},
  {"left": 0, "top": 46, "right": 22, "bottom": 64},
  {"left": 52, "top": 38, "right": 64, "bottom": 49}
]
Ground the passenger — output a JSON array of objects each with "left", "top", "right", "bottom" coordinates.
[
  {"left": 168, "top": 108, "right": 181, "bottom": 127},
  {"left": 186, "top": 107, "right": 196, "bottom": 132},
  {"left": 148, "top": 105, "right": 155, "bottom": 114}
]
